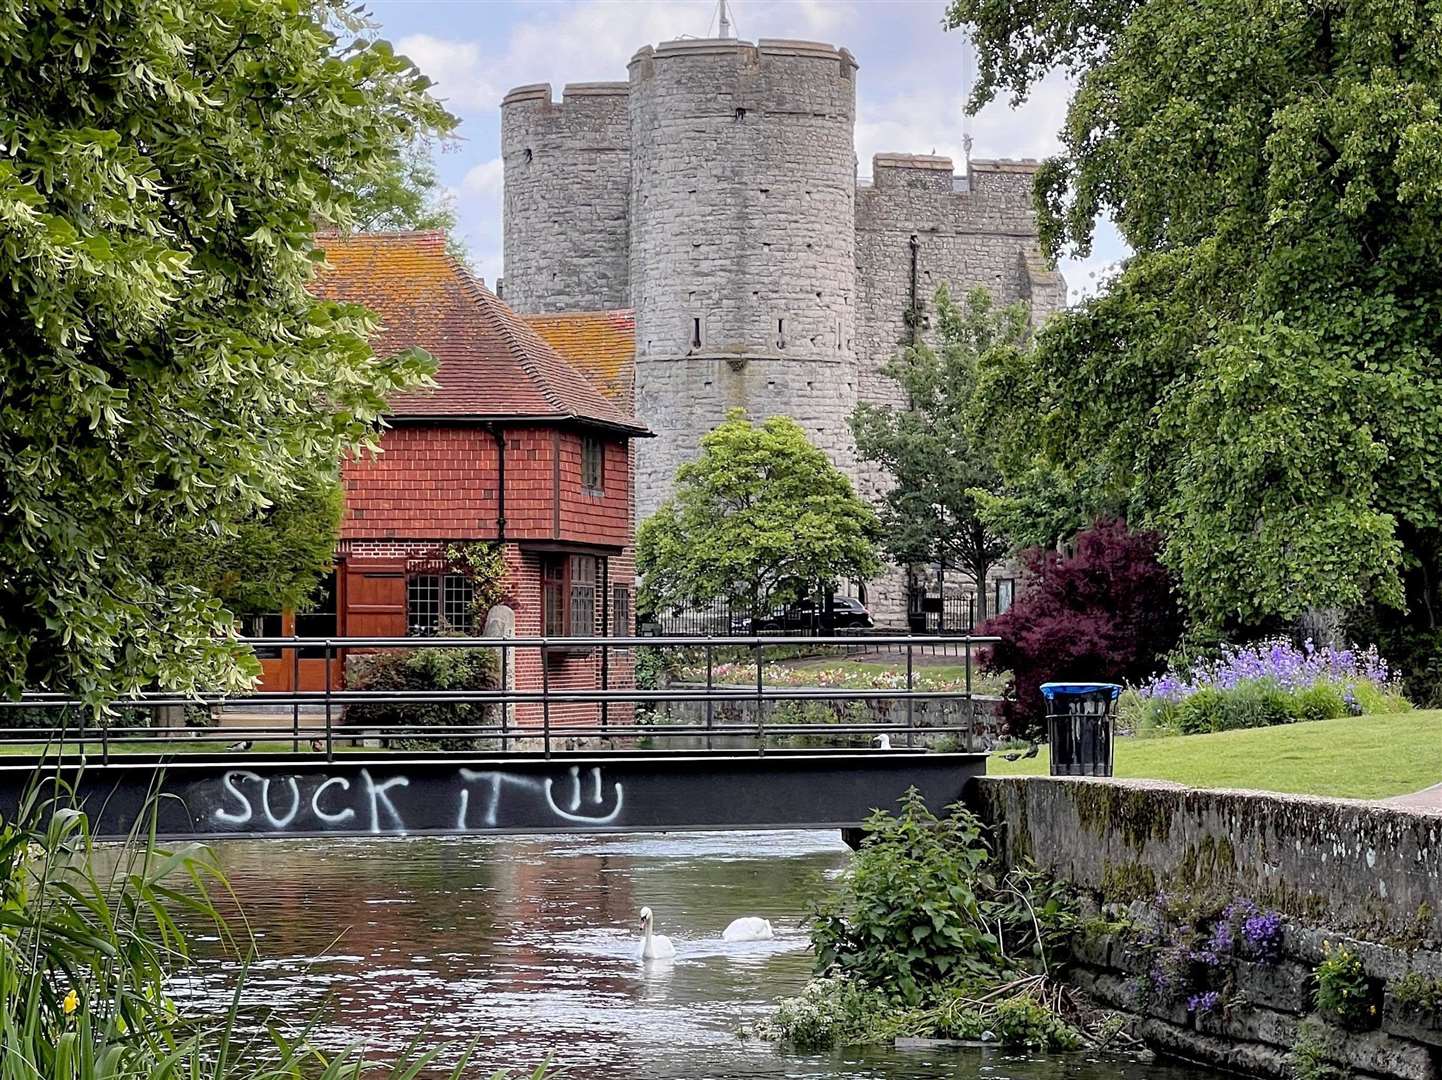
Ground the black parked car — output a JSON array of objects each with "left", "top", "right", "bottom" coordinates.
[{"left": 731, "top": 596, "right": 874, "bottom": 634}]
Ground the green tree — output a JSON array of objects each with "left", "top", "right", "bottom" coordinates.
[
  {"left": 156, "top": 472, "right": 345, "bottom": 617},
  {"left": 349, "top": 138, "right": 456, "bottom": 234},
  {"left": 948, "top": 0, "right": 1441, "bottom": 644},
  {"left": 851, "top": 286, "right": 1029, "bottom": 621},
  {"left": 0, "top": 1, "right": 454, "bottom": 704},
  {"left": 637, "top": 411, "right": 883, "bottom": 618}
]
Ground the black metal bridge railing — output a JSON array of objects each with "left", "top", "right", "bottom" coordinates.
[{"left": 1, "top": 634, "right": 1000, "bottom": 764}]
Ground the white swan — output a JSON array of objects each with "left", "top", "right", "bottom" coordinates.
[
  {"left": 638, "top": 906, "right": 675, "bottom": 960},
  {"left": 873, "top": 733, "right": 892, "bottom": 750},
  {"left": 723, "top": 916, "right": 774, "bottom": 942}
]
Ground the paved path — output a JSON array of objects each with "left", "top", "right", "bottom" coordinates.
[{"left": 1387, "top": 782, "right": 1442, "bottom": 811}]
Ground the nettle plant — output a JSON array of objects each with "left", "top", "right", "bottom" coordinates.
[{"left": 1125, "top": 895, "right": 1285, "bottom": 1017}]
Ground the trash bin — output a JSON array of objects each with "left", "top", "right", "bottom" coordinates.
[{"left": 1040, "top": 682, "right": 1121, "bottom": 777}]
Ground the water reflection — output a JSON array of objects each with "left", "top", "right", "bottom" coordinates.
[{"left": 176, "top": 831, "right": 1218, "bottom": 1080}]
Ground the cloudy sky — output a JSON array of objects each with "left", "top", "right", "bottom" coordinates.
[{"left": 368, "top": 0, "right": 1127, "bottom": 303}]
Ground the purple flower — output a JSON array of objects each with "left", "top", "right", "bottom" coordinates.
[
  {"left": 1137, "top": 637, "right": 1401, "bottom": 705},
  {"left": 1242, "top": 911, "right": 1284, "bottom": 962},
  {"left": 1188, "top": 991, "right": 1222, "bottom": 1015}
]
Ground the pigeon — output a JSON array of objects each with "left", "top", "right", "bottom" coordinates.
[
  {"left": 226, "top": 740, "right": 253, "bottom": 752},
  {"left": 1002, "top": 741, "right": 1040, "bottom": 762}
]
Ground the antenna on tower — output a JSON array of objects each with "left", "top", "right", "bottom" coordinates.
[{"left": 717, "top": 0, "right": 735, "bottom": 39}]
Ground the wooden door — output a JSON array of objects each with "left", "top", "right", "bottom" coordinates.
[{"left": 343, "top": 559, "right": 409, "bottom": 637}]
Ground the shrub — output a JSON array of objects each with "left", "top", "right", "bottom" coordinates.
[
  {"left": 1291, "top": 683, "right": 1347, "bottom": 724},
  {"left": 1175, "top": 688, "right": 1229, "bottom": 734},
  {"left": 346, "top": 647, "right": 498, "bottom": 750},
  {"left": 811, "top": 789, "right": 1073, "bottom": 1005},
  {"left": 1212, "top": 681, "right": 1296, "bottom": 731},
  {"left": 980, "top": 520, "right": 1183, "bottom": 737}
]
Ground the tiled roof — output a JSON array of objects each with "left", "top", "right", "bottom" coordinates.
[
  {"left": 312, "top": 231, "right": 649, "bottom": 434},
  {"left": 524, "top": 310, "right": 636, "bottom": 410}
]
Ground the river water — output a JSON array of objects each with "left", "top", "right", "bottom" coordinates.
[{"left": 181, "top": 830, "right": 1218, "bottom": 1080}]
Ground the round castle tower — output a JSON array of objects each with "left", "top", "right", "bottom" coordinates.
[
  {"left": 501, "top": 81, "right": 632, "bottom": 313},
  {"left": 627, "top": 38, "right": 860, "bottom": 521}
]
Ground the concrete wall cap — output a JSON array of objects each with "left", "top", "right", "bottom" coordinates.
[
  {"left": 873, "top": 153, "right": 954, "bottom": 171},
  {"left": 968, "top": 158, "right": 1044, "bottom": 173},
  {"left": 501, "top": 83, "right": 553, "bottom": 106},
  {"left": 562, "top": 81, "right": 630, "bottom": 99}
]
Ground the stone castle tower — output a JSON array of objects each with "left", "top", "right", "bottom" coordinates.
[{"left": 501, "top": 34, "right": 1064, "bottom": 621}]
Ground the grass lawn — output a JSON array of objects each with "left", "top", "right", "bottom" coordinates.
[{"left": 987, "top": 710, "right": 1442, "bottom": 800}]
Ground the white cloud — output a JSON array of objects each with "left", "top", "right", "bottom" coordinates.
[
  {"left": 405, "top": 0, "right": 1132, "bottom": 307},
  {"left": 397, "top": 33, "right": 499, "bottom": 111},
  {"left": 461, "top": 157, "right": 505, "bottom": 198}
]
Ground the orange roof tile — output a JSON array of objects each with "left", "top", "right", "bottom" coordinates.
[
  {"left": 524, "top": 310, "right": 636, "bottom": 410},
  {"left": 312, "top": 231, "right": 648, "bottom": 435}
]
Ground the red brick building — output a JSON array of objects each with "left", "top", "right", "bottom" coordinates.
[{"left": 259, "top": 231, "right": 650, "bottom": 727}]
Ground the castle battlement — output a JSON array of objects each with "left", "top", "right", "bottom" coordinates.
[{"left": 499, "top": 31, "right": 1066, "bottom": 626}]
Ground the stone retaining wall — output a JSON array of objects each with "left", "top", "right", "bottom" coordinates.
[{"left": 968, "top": 777, "right": 1442, "bottom": 1080}]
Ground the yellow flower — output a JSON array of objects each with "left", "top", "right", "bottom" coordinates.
[{"left": 62, "top": 989, "right": 78, "bottom": 1016}]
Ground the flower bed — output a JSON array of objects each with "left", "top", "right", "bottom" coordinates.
[
  {"left": 673, "top": 661, "right": 1009, "bottom": 696},
  {"left": 1128, "top": 638, "right": 1410, "bottom": 734}
]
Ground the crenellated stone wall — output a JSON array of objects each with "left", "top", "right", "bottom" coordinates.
[
  {"left": 500, "top": 38, "right": 1067, "bottom": 621},
  {"left": 501, "top": 82, "right": 631, "bottom": 314},
  {"left": 968, "top": 777, "right": 1442, "bottom": 1080}
]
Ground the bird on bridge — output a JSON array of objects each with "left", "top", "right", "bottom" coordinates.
[
  {"left": 638, "top": 906, "right": 675, "bottom": 960},
  {"left": 723, "top": 916, "right": 774, "bottom": 941},
  {"left": 872, "top": 734, "right": 892, "bottom": 750},
  {"left": 226, "top": 740, "right": 253, "bottom": 752},
  {"left": 1002, "top": 741, "right": 1040, "bottom": 762}
]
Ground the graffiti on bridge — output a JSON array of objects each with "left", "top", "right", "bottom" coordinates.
[{"left": 206, "top": 765, "right": 625, "bottom": 835}]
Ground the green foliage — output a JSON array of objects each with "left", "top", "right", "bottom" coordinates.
[
  {"left": 947, "top": 0, "right": 1442, "bottom": 649},
  {"left": 751, "top": 975, "right": 1082, "bottom": 1053},
  {"left": 1289, "top": 1018, "right": 1350, "bottom": 1080},
  {"left": 160, "top": 470, "right": 344, "bottom": 616},
  {"left": 749, "top": 975, "right": 900, "bottom": 1050},
  {"left": 850, "top": 286, "right": 1029, "bottom": 620},
  {"left": 349, "top": 137, "right": 456, "bottom": 235},
  {"left": 345, "top": 647, "right": 498, "bottom": 750},
  {"left": 1314, "top": 943, "right": 1377, "bottom": 1031},
  {"left": 811, "top": 789, "right": 1074, "bottom": 1006},
  {"left": 0, "top": 1, "right": 454, "bottom": 706},
  {"left": 445, "top": 541, "right": 509, "bottom": 629},
  {"left": 1393, "top": 972, "right": 1442, "bottom": 1014},
  {"left": 633, "top": 647, "right": 677, "bottom": 692},
  {"left": 1292, "top": 684, "right": 1348, "bottom": 725},
  {"left": 992, "top": 995, "right": 1083, "bottom": 1052},
  {"left": 637, "top": 410, "right": 882, "bottom": 616},
  {"left": 768, "top": 700, "right": 874, "bottom": 748}
]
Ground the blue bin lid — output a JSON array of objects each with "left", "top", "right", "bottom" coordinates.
[{"left": 1040, "top": 682, "right": 1122, "bottom": 702}]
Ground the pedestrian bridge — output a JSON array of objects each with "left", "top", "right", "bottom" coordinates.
[
  {"left": 0, "top": 633, "right": 995, "bottom": 841},
  {"left": 4, "top": 749, "right": 986, "bottom": 841}
]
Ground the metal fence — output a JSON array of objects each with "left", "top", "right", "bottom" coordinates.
[
  {"left": 1, "top": 634, "right": 999, "bottom": 762},
  {"left": 645, "top": 595, "right": 978, "bottom": 636}
]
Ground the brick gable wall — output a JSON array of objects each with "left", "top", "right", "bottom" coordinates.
[{"left": 341, "top": 422, "right": 631, "bottom": 548}]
